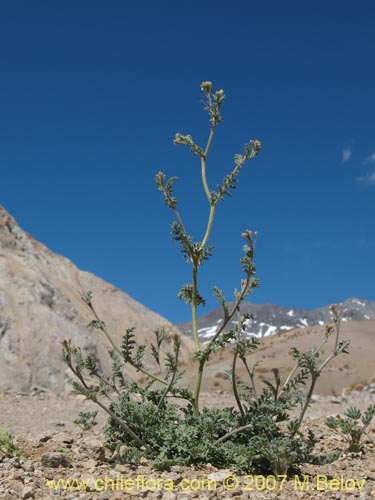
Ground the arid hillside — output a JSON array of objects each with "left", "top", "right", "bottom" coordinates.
[
  {"left": 193, "top": 319, "right": 375, "bottom": 397},
  {"left": 0, "top": 206, "right": 193, "bottom": 393}
]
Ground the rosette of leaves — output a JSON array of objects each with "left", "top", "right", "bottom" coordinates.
[{"left": 326, "top": 404, "right": 375, "bottom": 453}]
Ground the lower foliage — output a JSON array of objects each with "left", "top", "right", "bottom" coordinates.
[{"left": 103, "top": 389, "right": 339, "bottom": 475}]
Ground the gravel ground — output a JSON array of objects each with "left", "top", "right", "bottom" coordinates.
[{"left": 1, "top": 389, "right": 375, "bottom": 500}]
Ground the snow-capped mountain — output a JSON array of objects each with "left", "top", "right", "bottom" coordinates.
[{"left": 175, "top": 298, "right": 375, "bottom": 341}]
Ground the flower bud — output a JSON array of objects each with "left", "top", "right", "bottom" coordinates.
[
  {"left": 251, "top": 139, "right": 262, "bottom": 155},
  {"left": 215, "top": 89, "right": 225, "bottom": 98},
  {"left": 200, "top": 81, "right": 212, "bottom": 93},
  {"left": 173, "top": 133, "right": 183, "bottom": 145}
]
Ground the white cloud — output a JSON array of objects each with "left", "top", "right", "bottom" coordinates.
[
  {"left": 357, "top": 166, "right": 375, "bottom": 186},
  {"left": 363, "top": 152, "right": 375, "bottom": 164},
  {"left": 342, "top": 146, "right": 352, "bottom": 163},
  {"left": 368, "top": 168, "right": 375, "bottom": 184},
  {"left": 357, "top": 152, "right": 375, "bottom": 185}
]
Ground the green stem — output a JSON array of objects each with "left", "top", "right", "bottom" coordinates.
[
  {"left": 241, "top": 357, "right": 258, "bottom": 400},
  {"left": 204, "top": 126, "right": 215, "bottom": 157},
  {"left": 207, "top": 275, "right": 251, "bottom": 348},
  {"left": 192, "top": 360, "right": 204, "bottom": 416},
  {"left": 202, "top": 205, "right": 216, "bottom": 247},
  {"left": 201, "top": 125, "right": 215, "bottom": 202},
  {"left": 201, "top": 157, "right": 211, "bottom": 202},
  {"left": 232, "top": 350, "right": 245, "bottom": 418},
  {"left": 158, "top": 346, "right": 180, "bottom": 409},
  {"left": 89, "top": 305, "right": 167, "bottom": 386},
  {"left": 134, "top": 365, "right": 168, "bottom": 386},
  {"left": 291, "top": 376, "right": 317, "bottom": 438},
  {"left": 89, "top": 303, "right": 123, "bottom": 359},
  {"left": 191, "top": 264, "right": 200, "bottom": 352},
  {"left": 215, "top": 423, "right": 253, "bottom": 445}
]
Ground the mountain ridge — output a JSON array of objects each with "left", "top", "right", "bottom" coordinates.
[{"left": 176, "top": 297, "right": 375, "bottom": 340}]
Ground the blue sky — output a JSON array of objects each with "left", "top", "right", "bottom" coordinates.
[{"left": 1, "top": 1, "right": 374, "bottom": 323}]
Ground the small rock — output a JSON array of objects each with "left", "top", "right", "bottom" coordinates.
[
  {"left": 9, "top": 469, "right": 24, "bottom": 481},
  {"left": 79, "top": 474, "right": 97, "bottom": 492},
  {"left": 21, "top": 486, "right": 35, "bottom": 499},
  {"left": 41, "top": 452, "right": 72, "bottom": 468},
  {"left": 99, "top": 492, "right": 111, "bottom": 500},
  {"left": 9, "top": 457, "right": 22, "bottom": 468},
  {"left": 148, "top": 492, "right": 162, "bottom": 500},
  {"left": 82, "top": 458, "right": 97, "bottom": 470},
  {"left": 170, "top": 465, "right": 184, "bottom": 473},
  {"left": 47, "top": 420, "right": 66, "bottom": 426},
  {"left": 54, "top": 432, "right": 74, "bottom": 445},
  {"left": 80, "top": 436, "right": 105, "bottom": 461},
  {"left": 311, "top": 395, "right": 323, "bottom": 402},
  {"left": 330, "top": 397, "right": 342, "bottom": 404},
  {"left": 207, "top": 470, "right": 232, "bottom": 482},
  {"left": 21, "top": 460, "right": 34, "bottom": 472},
  {"left": 161, "top": 492, "right": 177, "bottom": 500},
  {"left": 114, "top": 464, "right": 127, "bottom": 473},
  {"left": 38, "top": 433, "right": 52, "bottom": 443}
]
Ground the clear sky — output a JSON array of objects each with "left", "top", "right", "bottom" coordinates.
[{"left": 1, "top": 1, "right": 374, "bottom": 323}]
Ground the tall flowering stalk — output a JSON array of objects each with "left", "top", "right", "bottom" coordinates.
[{"left": 155, "top": 81, "right": 261, "bottom": 414}]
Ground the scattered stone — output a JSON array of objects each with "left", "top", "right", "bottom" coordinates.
[
  {"left": 41, "top": 452, "right": 72, "bottom": 468},
  {"left": 207, "top": 470, "right": 232, "bottom": 482},
  {"left": 8, "top": 469, "right": 24, "bottom": 481},
  {"left": 21, "top": 486, "right": 35, "bottom": 499},
  {"left": 47, "top": 421, "right": 66, "bottom": 427},
  {"left": 79, "top": 436, "right": 106, "bottom": 461},
  {"left": 21, "top": 460, "right": 34, "bottom": 472},
  {"left": 81, "top": 458, "right": 97, "bottom": 470},
  {"left": 161, "top": 492, "right": 177, "bottom": 500},
  {"left": 8, "top": 457, "right": 22, "bottom": 468},
  {"left": 114, "top": 463, "right": 127, "bottom": 473},
  {"left": 38, "top": 434, "right": 52, "bottom": 443},
  {"left": 79, "top": 474, "right": 97, "bottom": 491},
  {"left": 330, "top": 397, "right": 342, "bottom": 404},
  {"left": 54, "top": 432, "right": 75, "bottom": 445}
]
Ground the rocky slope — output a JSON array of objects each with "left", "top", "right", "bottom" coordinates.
[{"left": 0, "top": 206, "right": 192, "bottom": 393}]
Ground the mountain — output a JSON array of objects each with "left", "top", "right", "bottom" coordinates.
[
  {"left": 176, "top": 298, "right": 375, "bottom": 341},
  {"left": 0, "top": 206, "right": 192, "bottom": 393},
  {"left": 183, "top": 319, "right": 375, "bottom": 397}
]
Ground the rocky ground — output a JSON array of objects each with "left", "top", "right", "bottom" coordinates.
[{"left": 1, "top": 388, "right": 375, "bottom": 500}]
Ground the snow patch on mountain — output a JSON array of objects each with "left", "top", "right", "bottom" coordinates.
[{"left": 176, "top": 297, "right": 375, "bottom": 342}]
